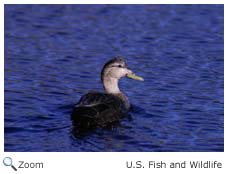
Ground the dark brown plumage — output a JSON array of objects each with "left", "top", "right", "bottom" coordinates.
[{"left": 71, "top": 91, "right": 128, "bottom": 129}]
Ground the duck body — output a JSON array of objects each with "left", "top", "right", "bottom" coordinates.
[
  {"left": 71, "top": 91, "right": 129, "bottom": 129},
  {"left": 71, "top": 57, "right": 143, "bottom": 130}
]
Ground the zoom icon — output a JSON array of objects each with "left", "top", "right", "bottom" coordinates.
[{"left": 3, "top": 157, "right": 17, "bottom": 171}]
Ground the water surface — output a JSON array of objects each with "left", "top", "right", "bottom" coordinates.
[{"left": 5, "top": 4, "right": 224, "bottom": 151}]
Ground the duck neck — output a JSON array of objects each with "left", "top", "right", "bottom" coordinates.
[{"left": 103, "top": 77, "right": 121, "bottom": 94}]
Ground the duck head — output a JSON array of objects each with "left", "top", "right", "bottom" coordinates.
[{"left": 101, "top": 57, "right": 143, "bottom": 94}]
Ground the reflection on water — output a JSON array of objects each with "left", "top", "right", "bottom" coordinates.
[{"left": 5, "top": 4, "right": 223, "bottom": 151}]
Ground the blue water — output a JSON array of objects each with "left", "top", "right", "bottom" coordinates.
[{"left": 5, "top": 4, "right": 224, "bottom": 152}]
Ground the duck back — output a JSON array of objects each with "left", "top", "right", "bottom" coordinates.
[{"left": 71, "top": 91, "right": 129, "bottom": 129}]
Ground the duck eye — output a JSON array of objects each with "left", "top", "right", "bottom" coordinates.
[{"left": 118, "top": 65, "right": 122, "bottom": 68}]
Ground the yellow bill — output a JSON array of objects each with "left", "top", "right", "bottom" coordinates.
[{"left": 127, "top": 73, "right": 144, "bottom": 81}]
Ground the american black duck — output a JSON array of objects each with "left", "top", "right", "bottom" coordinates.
[{"left": 71, "top": 57, "right": 143, "bottom": 130}]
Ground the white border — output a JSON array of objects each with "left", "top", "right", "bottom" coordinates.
[
  {"left": 2, "top": 0, "right": 227, "bottom": 4},
  {"left": 1, "top": 1, "right": 227, "bottom": 174},
  {"left": 1, "top": 2, "right": 4, "bottom": 155}
]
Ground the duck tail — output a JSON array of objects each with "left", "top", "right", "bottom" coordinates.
[{"left": 71, "top": 106, "right": 97, "bottom": 129}]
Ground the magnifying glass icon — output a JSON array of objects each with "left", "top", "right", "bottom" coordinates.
[{"left": 3, "top": 157, "right": 17, "bottom": 171}]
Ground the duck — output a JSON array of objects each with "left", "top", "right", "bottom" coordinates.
[{"left": 71, "top": 56, "right": 143, "bottom": 130}]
